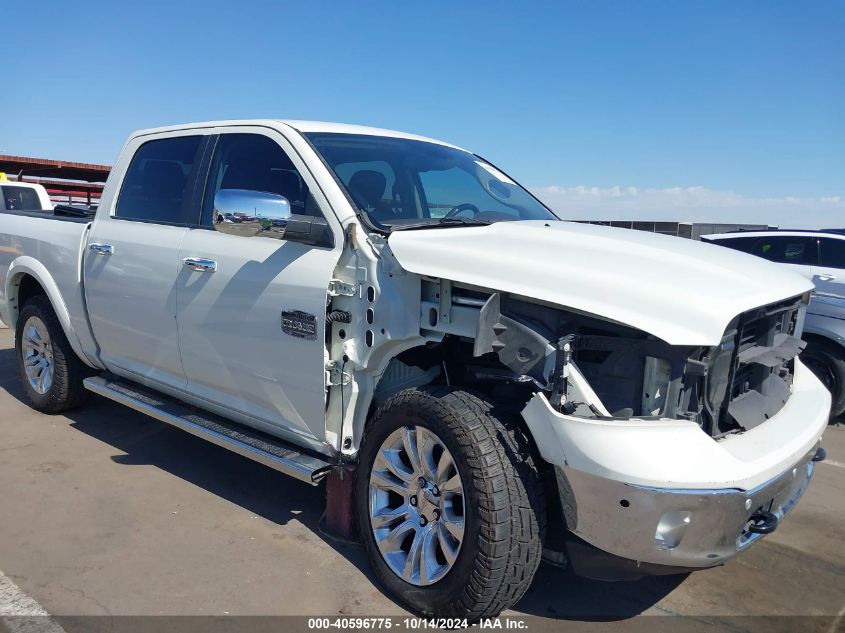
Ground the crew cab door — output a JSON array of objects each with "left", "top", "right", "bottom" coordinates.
[
  {"left": 175, "top": 130, "right": 341, "bottom": 445},
  {"left": 84, "top": 133, "right": 208, "bottom": 389}
]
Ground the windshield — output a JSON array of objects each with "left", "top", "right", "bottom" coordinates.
[{"left": 305, "top": 133, "right": 558, "bottom": 229}]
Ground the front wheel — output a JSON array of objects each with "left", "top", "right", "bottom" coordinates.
[{"left": 356, "top": 387, "right": 545, "bottom": 620}]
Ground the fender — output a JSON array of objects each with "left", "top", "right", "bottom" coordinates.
[
  {"left": 804, "top": 311, "right": 845, "bottom": 349},
  {"left": 5, "top": 256, "right": 94, "bottom": 368}
]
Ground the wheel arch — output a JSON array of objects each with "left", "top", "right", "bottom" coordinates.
[
  {"left": 800, "top": 331, "right": 845, "bottom": 419},
  {"left": 804, "top": 309, "right": 845, "bottom": 350},
  {"left": 357, "top": 340, "right": 546, "bottom": 466},
  {"left": 5, "top": 258, "right": 89, "bottom": 366},
  {"left": 803, "top": 331, "right": 845, "bottom": 355},
  {"left": 347, "top": 340, "right": 436, "bottom": 454}
]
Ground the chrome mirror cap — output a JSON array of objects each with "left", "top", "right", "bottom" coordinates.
[{"left": 213, "top": 189, "right": 291, "bottom": 239}]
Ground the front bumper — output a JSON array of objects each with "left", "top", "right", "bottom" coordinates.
[
  {"left": 556, "top": 445, "right": 820, "bottom": 569},
  {"left": 523, "top": 358, "right": 830, "bottom": 569}
]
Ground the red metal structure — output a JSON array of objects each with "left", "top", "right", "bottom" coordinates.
[{"left": 0, "top": 154, "right": 110, "bottom": 206}]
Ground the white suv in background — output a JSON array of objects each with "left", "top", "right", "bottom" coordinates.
[
  {"left": 701, "top": 229, "right": 844, "bottom": 298},
  {"left": 703, "top": 229, "right": 845, "bottom": 418}
]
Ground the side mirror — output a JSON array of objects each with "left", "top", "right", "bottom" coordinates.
[{"left": 213, "top": 189, "right": 291, "bottom": 239}]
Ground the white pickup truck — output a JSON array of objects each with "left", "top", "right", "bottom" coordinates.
[{"left": 0, "top": 120, "right": 830, "bottom": 619}]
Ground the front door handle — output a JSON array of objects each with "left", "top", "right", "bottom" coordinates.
[
  {"left": 183, "top": 257, "right": 218, "bottom": 273},
  {"left": 88, "top": 243, "right": 114, "bottom": 255}
]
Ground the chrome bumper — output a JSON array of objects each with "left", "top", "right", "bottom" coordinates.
[{"left": 556, "top": 445, "right": 822, "bottom": 569}]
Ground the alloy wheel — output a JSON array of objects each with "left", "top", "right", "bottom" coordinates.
[
  {"left": 21, "top": 315, "right": 54, "bottom": 395},
  {"left": 368, "top": 425, "right": 465, "bottom": 586}
]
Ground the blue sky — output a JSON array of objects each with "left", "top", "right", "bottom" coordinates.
[{"left": 1, "top": 1, "right": 842, "bottom": 226}]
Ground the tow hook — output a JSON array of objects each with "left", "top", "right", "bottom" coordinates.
[
  {"left": 747, "top": 510, "right": 779, "bottom": 535},
  {"left": 812, "top": 447, "right": 827, "bottom": 462}
]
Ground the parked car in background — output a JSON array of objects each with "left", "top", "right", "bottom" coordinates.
[
  {"left": 701, "top": 230, "right": 845, "bottom": 299},
  {"left": 703, "top": 229, "right": 845, "bottom": 418},
  {"left": 0, "top": 177, "right": 53, "bottom": 212},
  {"left": 796, "top": 294, "right": 845, "bottom": 418}
]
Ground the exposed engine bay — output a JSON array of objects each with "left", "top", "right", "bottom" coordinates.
[{"left": 380, "top": 284, "right": 808, "bottom": 438}]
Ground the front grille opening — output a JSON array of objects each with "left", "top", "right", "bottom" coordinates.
[{"left": 714, "top": 296, "right": 803, "bottom": 435}]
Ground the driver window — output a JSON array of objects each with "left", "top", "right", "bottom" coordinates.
[{"left": 202, "top": 133, "right": 323, "bottom": 237}]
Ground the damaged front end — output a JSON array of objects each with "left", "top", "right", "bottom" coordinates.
[
  {"left": 465, "top": 288, "right": 828, "bottom": 576},
  {"left": 472, "top": 290, "right": 808, "bottom": 437},
  {"left": 386, "top": 279, "right": 828, "bottom": 575}
]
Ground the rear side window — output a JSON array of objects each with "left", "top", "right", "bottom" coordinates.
[
  {"left": 750, "top": 236, "right": 818, "bottom": 265},
  {"left": 819, "top": 238, "right": 845, "bottom": 269},
  {"left": 709, "top": 236, "right": 758, "bottom": 253},
  {"left": 116, "top": 135, "right": 203, "bottom": 224},
  {"left": 2, "top": 186, "right": 44, "bottom": 211}
]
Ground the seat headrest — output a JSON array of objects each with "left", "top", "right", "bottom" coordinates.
[{"left": 347, "top": 170, "right": 386, "bottom": 208}]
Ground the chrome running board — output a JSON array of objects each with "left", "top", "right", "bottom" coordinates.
[{"left": 83, "top": 375, "right": 333, "bottom": 485}]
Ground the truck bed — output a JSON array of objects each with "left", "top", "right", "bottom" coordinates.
[
  {"left": 0, "top": 209, "right": 90, "bottom": 223},
  {"left": 0, "top": 211, "right": 96, "bottom": 364}
]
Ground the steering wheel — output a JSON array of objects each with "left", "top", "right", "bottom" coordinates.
[{"left": 443, "top": 203, "right": 481, "bottom": 219}]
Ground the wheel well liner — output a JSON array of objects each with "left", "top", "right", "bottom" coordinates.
[
  {"left": 365, "top": 340, "right": 546, "bottom": 467},
  {"left": 15, "top": 274, "right": 48, "bottom": 312}
]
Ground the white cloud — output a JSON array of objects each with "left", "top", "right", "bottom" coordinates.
[{"left": 530, "top": 185, "right": 844, "bottom": 229}]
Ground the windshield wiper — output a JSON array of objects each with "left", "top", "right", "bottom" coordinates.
[
  {"left": 436, "top": 216, "right": 492, "bottom": 226},
  {"left": 391, "top": 217, "right": 492, "bottom": 231}
]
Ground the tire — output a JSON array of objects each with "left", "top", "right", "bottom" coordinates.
[
  {"left": 356, "top": 386, "right": 545, "bottom": 620},
  {"left": 802, "top": 339, "right": 845, "bottom": 420},
  {"left": 15, "top": 295, "right": 90, "bottom": 413}
]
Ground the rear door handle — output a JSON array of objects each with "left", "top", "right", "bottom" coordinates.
[
  {"left": 88, "top": 243, "right": 114, "bottom": 255},
  {"left": 183, "top": 257, "right": 218, "bottom": 273}
]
